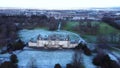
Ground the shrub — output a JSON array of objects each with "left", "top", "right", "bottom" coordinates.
[
  {"left": 83, "top": 47, "right": 92, "bottom": 56},
  {"left": 92, "top": 53, "right": 120, "bottom": 68},
  {"left": 74, "top": 42, "right": 83, "bottom": 49},
  {"left": 54, "top": 64, "right": 61, "bottom": 68},
  {"left": 66, "top": 64, "right": 73, "bottom": 68},
  {"left": 0, "top": 61, "right": 17, "bottom": 68},
  {"left": 12, "top": 39, "right": 24, "bottom": 51},
  {"left": 81, "top": 44, "right": 92, "bottom": 56},
  {"left": 15, "top": 39, "right": 24, "bottom": 50},
  {"left": 75, "top": 43, "right": 92, "bottom": 56},
  {"left": 10, "top": 54, "right": 18, "bottom": 63}
]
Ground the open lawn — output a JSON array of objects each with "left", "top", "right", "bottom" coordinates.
[
  {"left": 63, "top": 21, "right": 79, "bottom": 31},
  {"left": 64, "top": 21, "right": 120, "bottom": 34},
  {"left": 65, "top": 21, "right": 120, "bottom": 43},
  {"left": 99, "top": 22, "right": 120, "bottom": 34},
  {"left": 81, "top": 35, "right": 97, "bottom": 43}
]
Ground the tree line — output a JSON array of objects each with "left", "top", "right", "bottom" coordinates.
[{"left": 0, "top": 14, "right": 67, "bottom": 47}]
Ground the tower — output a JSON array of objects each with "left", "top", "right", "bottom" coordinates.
[
  {"left": 37, "top": 34, "right": 42, "bottom": 47},
  {"left": 66, "top": 35, "right": 70, "bottom": 47},
  {"left": 37, "top": 34, "right": 42, "bottom": 40}
]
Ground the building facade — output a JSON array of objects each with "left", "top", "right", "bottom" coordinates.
[{"left": 28, "top": 34, "right": 78, "bottom": 48}]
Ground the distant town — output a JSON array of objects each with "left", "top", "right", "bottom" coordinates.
[{"left": 0, "top": 8, "right": 120, "bottom": 20}]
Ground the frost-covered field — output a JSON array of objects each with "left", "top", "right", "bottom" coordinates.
[
  {"left": 18, "top": 29, "right": 85, "bottom": 43},
  {"left": 17, "top": 50, "right": 74, "bottom": 68},
  {"left": 82, "top": 54, "right": 96, "bottom": 68},
  {"left": 1, "top": 49, "right": 120, "bottom": 68},
  {"left": 16, "top": 50, "right": 96, "bottom": 68},
  {"left": 0, "top": 49, "right": 96, "bottom": 68}
]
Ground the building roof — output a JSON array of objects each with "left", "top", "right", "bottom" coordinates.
[{"left": 37, "top": 34, "right": 70, "bottom": 41}]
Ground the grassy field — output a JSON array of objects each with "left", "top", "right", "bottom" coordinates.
[
  {"left": 64, "top": 21, "right": 120, "bottom": 34},
  {"left": 63, "top": 21, "right": 79, "bottom": 31},
  {"left": 99, "top": 22, "right": 120, "bottom": 35},
  {"left": 81, "top": 35, "right": 97, "bottom": 43},
  {"left": 63, "top": 21, "right": 120, "bottom": 43}
]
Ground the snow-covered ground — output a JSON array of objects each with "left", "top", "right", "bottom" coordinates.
[
  {"left": 0, "top": 49, "right": 96, "bottom": 68},
  {"left": 18, "top": 29, "right": 85, "bottom": 43},
  {"left": 108, "top": 53, "right": 119, "bottom": 62},
  {"left": 112, "top": 51, "right": 120, "bottom": 58},
  {"left": 17, "top": 50, "right": 97, "bottom": 68},
  {"left": 82, "top": 54, "right": 96, "bottom": 68},
  {"left": 0, "top": 53, "right": 10, "bottom": 64},
  {"left": 0, "top": 48, "right": 119, "bottom": 68},
  {"left": 17, "top": 50, "right": 74, "bottom": 68}
]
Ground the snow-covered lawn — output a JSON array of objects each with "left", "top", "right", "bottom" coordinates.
[
  {"left": 17, "top": 50, "right": 97, "bottom": 68},
  {"left": 0, "top": 49, "right": 97, "bottom": 68},
  {"left": 112, "top": 51, "right": 120, "bottom": 58},
  {"left": 82, "top": 54, "right": 96, "bottom": 68},
  {"left": 18, "top": 29, "right": 85, "bottom": 43},
  {"left": 17, "top": 50, "right": 74, "bottom": 68}
]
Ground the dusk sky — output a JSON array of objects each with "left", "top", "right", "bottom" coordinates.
[{"left": 0, "top": 0, "right": 120, "bottom": 9}]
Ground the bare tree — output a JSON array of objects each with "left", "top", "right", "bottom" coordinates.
[
  {"left": 28, "top": 57, "right": 37, "bottom": 68},
  {"left": 71, "top": 51, "right": 84, "bottom": 68}
]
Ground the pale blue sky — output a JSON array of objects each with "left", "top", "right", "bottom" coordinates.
[{"left": 0, "top": 0, "right": 120, "bottom": 9}]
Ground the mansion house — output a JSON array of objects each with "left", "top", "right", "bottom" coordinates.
[{"left": 28, "top": 34, "right": 79, "bottom": 48}]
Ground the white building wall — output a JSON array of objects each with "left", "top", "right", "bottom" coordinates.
[
  {"left": 28, "top": 42, "right": 37, "bottom": 47},
  {"left": 58, "top": 41, "right": 69, "bottom": 48},
  {"left": 37, "top": 40, "right": 42, "bottom": 47},
  {"left": 37, "top": 40, "right": 48, "bottom": 47},
  {"left": 28, "top": 40, "right": 78, "bottom": 48},
  {"left": 69, "top": 44, "right": 78, "bottom": 48}
]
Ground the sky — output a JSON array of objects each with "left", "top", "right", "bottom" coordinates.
[{"left": 0, "top": 0, "right": 120, "bottom": 9}]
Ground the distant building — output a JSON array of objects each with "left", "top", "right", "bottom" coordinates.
[{"left": 28, "top": 34, "right": 78, "bottom": 48}]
